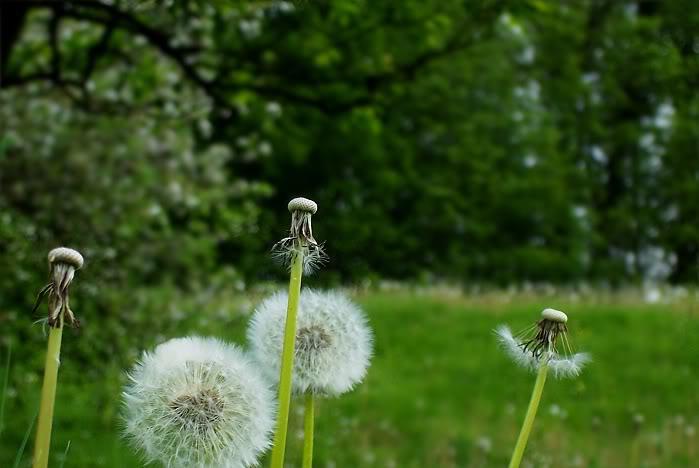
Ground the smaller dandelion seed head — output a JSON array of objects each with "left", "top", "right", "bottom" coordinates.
[
  {"left": 272, "top": 197, "right": 327, "bottom": 274},
  {"left": 248, "top": 289, "right": 373, "bottom": 396},
  {"left": 33, "top": 247, "right": 83, "bottom": 328},
  {"left": 121, "top": 337, "right": 275, "bottom": 468},
  {"left": 495, "top": 307, "right": 589, "bottom": 379}
]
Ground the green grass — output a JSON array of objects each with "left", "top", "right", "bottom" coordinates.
[{"left": 2, "top": 290, "right": 698, "bottom": 467}]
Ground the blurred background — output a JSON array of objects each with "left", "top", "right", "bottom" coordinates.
[{"left": 0, "top": 0, "right": 698, "bottom": 466}]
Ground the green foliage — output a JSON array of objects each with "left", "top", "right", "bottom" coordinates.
[{"left": 2, "top": 0, "right": 698, "bottom": 284}]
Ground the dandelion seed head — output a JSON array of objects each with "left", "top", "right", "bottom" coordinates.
[
  {"left": 248, "top": 289, "right": 373, "bottom": 395},
  {"left": 495, "top": 308, "right": 589, "bottom": 379},
  {"left": 122, "top": 337, "right": 275, "bottom": 468}
]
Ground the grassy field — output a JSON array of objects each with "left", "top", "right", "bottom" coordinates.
[{"left": 2, "top": 288, "right": 698, "bottom": 467}]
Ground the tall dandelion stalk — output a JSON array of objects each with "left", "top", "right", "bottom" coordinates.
[
  {"left": 32, "top": 247, "right": 83, "bottom": 468},
  {"left": 269, "top": 197, "right": 325, "bottom": 468},
  {"left": 495, "top": 308, "right": 590, "bottom": 468},
  {"left": 249, "top": 289, "right": 372, "bottom": 468}
]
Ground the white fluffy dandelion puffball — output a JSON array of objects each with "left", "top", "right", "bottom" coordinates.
[
  {"left": 248, "top": 289, "right": 373, "bottom": 396},
  {"left": 122, "top": 337, "right": 275, "bottom": 468}
]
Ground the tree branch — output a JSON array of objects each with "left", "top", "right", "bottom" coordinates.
[
  {"left": 0, "top": 1, "right": 31, "bottom": 79},
  {"left": 2, "top": 0, "right": 507, "bottom": 115},
  {"left": 83, "top": 22, "right": 115, "bottom": 81}
]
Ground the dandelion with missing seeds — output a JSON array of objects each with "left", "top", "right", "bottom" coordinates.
[
  {"left": 496, "top": 308, "right": 590, "bottom": 468},
  {"left": 122, "top": 337, "right": 275, "bottom": 468},
  {"left": 249, "top": 289, "right": 373, "bottom": 467},
  {"left": 267, "top": 197, "right": 327, "bottom": 468},
  {"left": 32, "top": 247, "right": 84, "bottom": 468}
]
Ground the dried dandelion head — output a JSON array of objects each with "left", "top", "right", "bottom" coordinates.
[
  {"left": 33, "top": 247, "right": 84, "bottom": 327},
  {"left": 272, "top": 197, "right": 326, "bottom": 274},
  {"left": 122, "top": 337, "right": 275, "bottom": 468},
  {"left": 248, "top": 289, "right": 373, "bottom": 396},
  {"left": 496, "top": 308, "right": 590, "bottom": 379}
]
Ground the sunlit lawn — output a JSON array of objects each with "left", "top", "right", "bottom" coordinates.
[{"left": 2, "top": 289, "right": 698, "bottom": 467}]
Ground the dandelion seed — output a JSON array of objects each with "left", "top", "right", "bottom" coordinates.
[{"left": 122, "top": 337, "right": 275, "bottom": 468}]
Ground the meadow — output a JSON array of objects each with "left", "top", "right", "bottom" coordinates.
[{"left": 2, "top": 287, "right": 697, "bottom": 467}]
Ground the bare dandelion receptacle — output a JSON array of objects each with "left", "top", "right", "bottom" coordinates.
[
  {"left": 34, "top": 247, "right": 84, "bottom": 328},
  {"left": 273, "top": 197, "right": 326, "bottom": 275}
]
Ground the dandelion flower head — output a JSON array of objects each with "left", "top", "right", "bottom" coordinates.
[
  {"left": 122, "top": 337, "right": 275, "bottom": 468},
  {"left": 248, "top": 289, "right": 373, "bottom": 395},
  {"left": 496, "top": 308, "right": 590, "bottom": 378}
]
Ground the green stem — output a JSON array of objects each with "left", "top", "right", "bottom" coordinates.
[
  {"left": 508, "top": 361, "right": 549, "bottom": 468},
  {"left": 33, "top": 316, "right": 64, "bottom": 468},
  {"left": 270, "top": 249, "right": 304, "bottom": 468},
  {"left": 302, "top": 393, "right": 315, "bottom": 468}
]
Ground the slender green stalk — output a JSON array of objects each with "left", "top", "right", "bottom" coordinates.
[
  {"left": 270, "top": 249, "right": 304, "bottom": 468},
  {"left": 32, "top": 316, "right": 64, "bottom": 468},
  {"left": 302, "top": 393, "right": 315, "bottom": 468},
  {"left": 508, "top": 361, "right": 549, "bottom": 468},
  {"left": 58, "top": 440, "right": 72, "bottom": 468}
]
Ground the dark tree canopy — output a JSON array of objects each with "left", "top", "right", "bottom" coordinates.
[{"left": 1, "top": 0, "right": 698, "bottom": 288}]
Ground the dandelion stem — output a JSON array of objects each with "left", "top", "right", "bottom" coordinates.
[
  {"left": 508, "top": 361, "right": 548, "bottom": 468},
  {"left": 302, "top": 393, "right": 315, "bottom": 468},
  {"left": 270, "top": 249, "right": 304, "bottom": 468},
  {"left": 32, "top": 315, "right": 64, "bottom": 468}
]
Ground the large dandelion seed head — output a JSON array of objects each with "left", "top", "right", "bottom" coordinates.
[
  {"left": 248, "top": 289, "right": 373, "bottom": 396},
  {"left": 495, "top": 308, "right": 590, "bottom": 379},
  {"left": 122, "top": 337, "right": 275, "bottom": 468}
]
